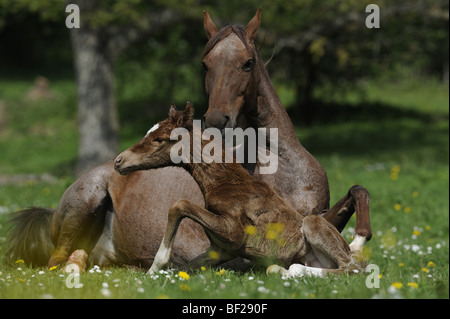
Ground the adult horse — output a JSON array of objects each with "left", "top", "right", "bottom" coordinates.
[
  {"left": 200, "top": 9, "right": 372, "bottom": 251},
  {"left": 5, "top": 9, "right": 371, "bottom": 269}
]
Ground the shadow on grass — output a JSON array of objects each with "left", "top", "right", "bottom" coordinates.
[{"left": 288, "top": 101, "right": 449, "bottom": 163}]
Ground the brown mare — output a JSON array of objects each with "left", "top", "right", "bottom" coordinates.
[
  {"left": 114, "top": 102, "right": 366, "bottom": 276},
  {"left": 5, "top": 9, "right": 371, "bottom": 269}
]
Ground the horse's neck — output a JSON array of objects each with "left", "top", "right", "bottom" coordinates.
[
  {"left": 249, "top": 62, "right": 329, "bottom": 212},
  {"left": 253, "top": 63, "right": 308, "bottom": 165}
]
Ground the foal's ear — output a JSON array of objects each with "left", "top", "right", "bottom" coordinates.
[
  {"left": 245, "top": 8, "right": 262, "bottom": 43},
  {"left": 182, "top": 101, "right": 194, "bottom": 129},
  {"left": 169, "top": 102, "right": 177, "bottom": 120},
  {"left": 203, "top": 10, "right": 218, "bottom": 39}
]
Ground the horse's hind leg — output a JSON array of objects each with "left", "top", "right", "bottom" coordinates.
[
  {"left": 49, "top": 165, "right": 111, "bottom": 267},
  {"left": 321, "top": 185, "right": 372, "bottom": 251}
]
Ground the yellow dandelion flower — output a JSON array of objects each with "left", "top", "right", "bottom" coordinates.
[
  {"left": 391, "top": 165, "right": 401, "bottom": 174},
  {"left": 404, "top": 207, "right": 411, "bottom": 214},
  {"left": 200, "top": 266, "right": 206, "bottom": 271},
  {"left": 178, "top": 271, "right": 190, "bottom": 280},
  {"left": 407, "top": 282, "right": 418, "bottom": 289},
  {"left": 179, "top": 284, "right": 191, "bottom": 291},
  {"left": 413, "top": 230, "right": 421, "bottom": 236},
  {"left": 412, "top": 191, "right": 419, "bottom": 198},
  {"left": 15, "top": 259, "right": 25, "bottom": 264},
  {"left": 208, "top": 250, "right": 220, "bottom": 260},
  {"left": 156, "top": 294, "right": 169, "bottom": 299},
  {"left": 265, "top": 229, "right": 278, "bottom": 240},
  {"left": 244, "top": 225, "right": 257, "bottom": 235},
  {"left": 216, "top": 269, "right": 226, "bottom": 276},
  {"left": 49, "top": 266, "right": 58, "bottom": 271},
  {"left": 398, "top": 262, "right": 405, "bottom": 267},
  {"left": 394, "top": 204, "right": 402, "bottom": 211},
  {"left": 421, "top": 267, "right": 429, "bottom": 273},
  {"left": 267, "top": 223, "right": 284, "bottom": 233},
  {"left": 427, "top": 261, "right": 435, "bottom": 268},
  {"left": 390, "top": 172, "right": 399, "bottom": 181},
  {"left": 425, "top": 225, "right": 431, "bottom": 231},
  {"left": 391, "top": 282, "right": 403, "bottom": 289},
  {"left": 265, "top": 223, "right": 284, "bottom": 240}
]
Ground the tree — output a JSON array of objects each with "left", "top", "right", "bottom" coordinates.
[{"left": 67, "top": 0, "right": 187, "bottom": 174}]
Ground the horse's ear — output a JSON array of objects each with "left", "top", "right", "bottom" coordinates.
[
  {"left": 203, "top": 10, "right": 218, "bottom": 39},
  {"left": 245, "top": 8, "right": 261, "bottom": 43},
  {"left": 169, "top": 102, "right": 177, "bottom": 120}
]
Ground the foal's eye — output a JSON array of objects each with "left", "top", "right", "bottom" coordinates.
[
  {"left": 201, "top": 61, "right": 209, "bottom": 72},
  {"left": 242, "top": 59, "right": 253, "bottom": 72},
  {"left": 153, "top": 138, "right": 163, "bottom": 143}
]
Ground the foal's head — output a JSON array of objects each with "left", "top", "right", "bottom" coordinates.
[
  {"left": 202, "top": 9, "right": 262, "bottom": 130},
  {"left": 114, "top": 103, "right": 193, "bottom": 175}
]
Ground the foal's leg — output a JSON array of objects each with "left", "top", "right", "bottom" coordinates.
[
  {"left": 290, "top": 215, "right": 353, "bottom": 277},
  {"left": 302, "top": 215, "right": 351, "bottom": 268},
  {"left": 321, "top": 185, "right": 372, "bottom": 251},
  {"left": 268, "top": 215, "right": 355, "bottom": 278},
  {"left": 148, "top": 199, "right": 240, "bottom": 274}
]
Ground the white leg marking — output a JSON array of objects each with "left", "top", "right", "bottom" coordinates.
[
  {"left": 147, "top": 239, "right": 171, "bottom": 275},
  {"left": 287, "top": 264, "right": 324, "bottom": 278},
  {"left": 349, "top": 234, "right": 367, "bottom": 252}
]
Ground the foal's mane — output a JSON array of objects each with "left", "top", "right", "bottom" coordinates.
[{"left": 201, "top": 25, "right": 255, "bottom": 59}]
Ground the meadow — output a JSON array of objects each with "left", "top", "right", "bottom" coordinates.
[{"left": 0, "top": 75, "right": 448, "bottom": 299}]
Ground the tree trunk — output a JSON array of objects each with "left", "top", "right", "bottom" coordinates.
[{"left": 71, "top": 27, "right": 119, "bottom": 176}]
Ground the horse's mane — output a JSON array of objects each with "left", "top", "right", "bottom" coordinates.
[{"left": 201, "top": 25, "right": 255, "bottom": 59}]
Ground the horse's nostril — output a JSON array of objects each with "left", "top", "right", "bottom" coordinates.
[{"left": 115, "top": 156, "right": 123, "bottom": 167}]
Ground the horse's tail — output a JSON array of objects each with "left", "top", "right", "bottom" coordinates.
[{"left": 3, "top": 207, "right": 54, "bottom": 266}]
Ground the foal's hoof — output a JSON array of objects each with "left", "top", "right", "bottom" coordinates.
[{"left": 266, "top": 264, "right": 288, "bottom": 276}]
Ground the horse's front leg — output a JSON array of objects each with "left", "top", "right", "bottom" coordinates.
[
  {"left": 321, "top": 185, "right": 372, "bottom": 251},
  {"left": 148, "top": 199, "right": 239, "bottom": 275}
]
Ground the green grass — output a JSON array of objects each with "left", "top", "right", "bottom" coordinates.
[{"left": 0, "top": 75, "right": 448, "bottom": 299}]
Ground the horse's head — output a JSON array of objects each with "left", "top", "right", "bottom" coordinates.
[
  {"left": 202, "top": 9, "right": 261, "bottom": 131},
  {"left": 114, "top": 102, "right": 194, "bottom": 175}
]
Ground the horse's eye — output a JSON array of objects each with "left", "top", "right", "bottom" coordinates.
[
  {"left": 201, "top": 61, "right": 209, "bottom": 72},
  {"left": 242, "top": 59, "right": 253, "bottom": 72},
  {"left": 154, "top": 138, "right": 163, "bottom": 143}
]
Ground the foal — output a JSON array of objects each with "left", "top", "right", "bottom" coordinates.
[{"left": 114, "top": 103, "right": 365, "bottom": 276}]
